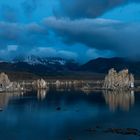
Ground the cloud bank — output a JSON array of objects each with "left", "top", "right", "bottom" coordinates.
[
  {"left": 30, "top": 47, "right": 78, "bottom": 59},
  {"left": 0, "top": 0, "right": 140, "bottom": 61},
  {"left": 55, "top": 0, "right": 140, "bottom": 19},
  {"left": 45, "top": 17, "right": 140, "bottom": 58},
  {"left": 0, "top": 21, "right": 48, "bottom": 47}
]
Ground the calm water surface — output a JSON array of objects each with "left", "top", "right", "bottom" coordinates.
[{"left": 0, "top": 88, "right": 139, "bottom": 140}]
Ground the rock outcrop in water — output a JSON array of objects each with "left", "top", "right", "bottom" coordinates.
[
  {"left": 0, "top": 73, "right": 11, "bottom": 90},
  {"left": 103, "top": 68, "right": 134, "bottom": 90},
  {"left": 33, "top": 79, "right": 48, "bottom": 89},
  {"left": 0, "top": 73, "right": 22, "bottom": 91}
]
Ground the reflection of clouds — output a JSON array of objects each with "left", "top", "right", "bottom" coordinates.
[
  {"left": 103, "top": 90, "right": 135, "bottom": 112},
  {"left": 37, "top": 89, "right": 49, "bottom": 100}
]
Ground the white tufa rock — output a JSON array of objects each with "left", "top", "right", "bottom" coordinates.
[
  {"left": 103, "top": 68, "right": 134, "bottom": 90},
  {"left": 36, "top": 79, "right": 47, "bottom": 89}
]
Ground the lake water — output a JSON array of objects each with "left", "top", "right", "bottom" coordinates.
[{"left": 0, "top": 88, "right": 140, "bottom": 140}]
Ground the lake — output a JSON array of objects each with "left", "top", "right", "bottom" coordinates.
[{"left": 0, "top": 88, "right": 139, "bottom": 140}]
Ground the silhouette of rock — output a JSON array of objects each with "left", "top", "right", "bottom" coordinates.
[
  {"left": 56, "top": 107, "right": 61, "bottom": 110},
  {"left": 104, "top": 128, "right": 140, "bottom": 136}
]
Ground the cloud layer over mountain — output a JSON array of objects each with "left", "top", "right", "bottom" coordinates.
[
  {"left": 45, "top": 17, "right": 140, "bottom": 58},
  {"left": 0, "top": 0, "right": 140, "bottom": 61}
]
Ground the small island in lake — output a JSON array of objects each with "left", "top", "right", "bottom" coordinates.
[{"left": 103, "top": 68, "right": 134, "bottom": 90}]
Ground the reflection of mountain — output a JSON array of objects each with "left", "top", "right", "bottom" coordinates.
[{"left": 103, "top": 90, "right": 135, "bottom": 112}]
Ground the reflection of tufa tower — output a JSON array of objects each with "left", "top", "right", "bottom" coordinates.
[
  {"left": 103, "top": 90, "right": 135, "bottom": 112},
  {"left": 37, "top": 89, "right": 48, "bottom": 100},
  {"left": 0, "top": 73, "right": 11, "bottom": 90},
  {"left": 103, "top": 68, "right": 134, "bottom": 90},
  {"left": 33, "top": 79, "right": 48, "bottom": 89}
]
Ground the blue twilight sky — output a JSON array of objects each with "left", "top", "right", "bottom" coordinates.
[{"left": 0, "top": 0, "right": 140, "bottom": 62}]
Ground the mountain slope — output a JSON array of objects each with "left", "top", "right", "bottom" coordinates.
[
  {"left": 0, "top": 56, "right": 79, "bottom": 77},
  {"left": 0, "top": 56, "right": 140, "bottom": 80},
  {"left": 81, "top": 57, "right": 140, "bottom": 74},
  {"left": 13, "top": 55, "right": 67, "bottom": 66}
]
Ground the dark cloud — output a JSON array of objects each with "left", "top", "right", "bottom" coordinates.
[
  {"left": 55, "top": 0, "right": 140, "bottom": 18},
  {"left": 1, "top": 5, "right": 18, "bottom": 22},
  {"left": 22, "top": 0, "right": 41, "bottom": 17},
  {"left": 30, "top": 47, "right": 78, "bottom": 59},
  {"left": 44, "top": 17, "right": 140, "bottom": 58},
  {"left": 0, "top": 21, "right": 48, "bottom": 48}
]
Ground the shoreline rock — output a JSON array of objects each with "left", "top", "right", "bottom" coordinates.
[
  {"left": 33, "top": 79, "right": 48, "bottom": 89},
  {"left": 103, "top": 68, "right": 134, "bottom": 90},
  {"left": 0, "top": 73, "right": 23, "bottom": 92}
]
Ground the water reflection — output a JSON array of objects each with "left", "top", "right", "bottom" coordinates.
[
  {"left": 0, "top": 89, "right": 49, "bottom": 110},
  {"left": 103, "top": 90, "right": 135, "bottom": 112},
  {"left": 0, "top": 92, "right": 23, "bottom": 110},
  {"left": 0, "top": 88, "right": 136, "bottom": 113},
  {"left": 0, "top": 93, "right": 9, "bottom": 110},
  {"left": 37, "top": 89, "right": 49, "bottom": 100},
  {"left": 0, "top": 89, "right": 139, "bottom": 140}
]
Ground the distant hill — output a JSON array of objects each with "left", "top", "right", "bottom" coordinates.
[
  {"left": 13, "top": 55, "right": 67, "bottom": 66},
  {"left": 81, "top": 57, "right": 140, "bottom": 75},
  {"left": 0, "top": 56, "right": 80, "bottom": 79}
]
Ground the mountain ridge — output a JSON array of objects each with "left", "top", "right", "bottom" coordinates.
[{"left": 0, "top": 56, "right": 140, "bottom": 79}]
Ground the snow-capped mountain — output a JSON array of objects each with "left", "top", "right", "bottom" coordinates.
[
  {"left": 12, "top": 55, "right": 67, "bottom": 66},
  {"left": 0, "top": 55, "right": 79, "bottom": 76}
]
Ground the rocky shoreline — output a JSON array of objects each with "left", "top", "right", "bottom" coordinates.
[{"left": 0, "top": 68, "right": 139, "bottom": 93}]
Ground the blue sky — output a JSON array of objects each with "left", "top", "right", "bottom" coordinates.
[{"left": 0, "top": 0, "right": 140, "bottom": 62}]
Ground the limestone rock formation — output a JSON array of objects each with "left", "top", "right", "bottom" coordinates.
[
  {"left": 11, "top": 82, "right": 22, "bottom": 91},
  {"left": 0, "top": 73, "right": 11, "bottom": 90},
  {"left": 0, "top": 73, "right": 23, "bottom": 91},
  {"left": 103, "top": 68, "right": 134, "bottom": 90},
  {"left": 56, "top": 80, "right": 61, "bottom": 87},
  {"left": 33, "top": 79, "right": 47, "bottom": 89}
]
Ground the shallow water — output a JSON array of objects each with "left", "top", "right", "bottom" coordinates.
[{"left": 0, "top": 89, "right": 139, "bottom": 140}]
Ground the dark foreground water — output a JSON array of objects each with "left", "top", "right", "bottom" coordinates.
[{"left": 0, "top": 89, "right": 140, "bottom": 140}]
